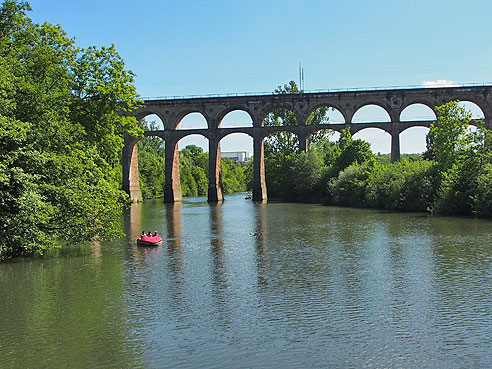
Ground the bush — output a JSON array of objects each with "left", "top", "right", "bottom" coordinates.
[
  {"left": 329, "top": 162, "right": 373, "bottom": 207},
  {"left": 366, "top": 160, "right": 438, "bottom": 212},
  {"left": 473, "top": 164, "right": 492, "bottom": 217}
]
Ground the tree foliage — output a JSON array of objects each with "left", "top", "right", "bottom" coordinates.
[
  {"left": 0, "top": 1, "right": 141, "bottom": 260},
  {"left": 263, "top": 81, "right": 332, "bottom": 154}
]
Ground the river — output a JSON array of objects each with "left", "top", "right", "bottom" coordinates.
[{"left": 1, "top": 193, "right": 492, "bottom": 368}]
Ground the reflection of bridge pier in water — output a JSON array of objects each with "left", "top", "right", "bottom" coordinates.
[
  {"left": 122, "top": 202, "right": 143, "bottom": 261},
  {"left": 208, "top": 203, "right": 232, "bottom": 324},
  {"left": 165, "top": 202, "right": 183, "bottom": 275},
  {"left": 209, "top": 203, "right": 227, "bottom": 286},
  {"left": 123, "top": 202, "right": 143, "bottom": 241},
  {"left": 253, "top": 202, "right": 269, "bottom": 287}
]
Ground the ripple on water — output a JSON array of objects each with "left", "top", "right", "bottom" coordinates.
[{"left": 2, "top": 199, "right": 492, "bottom": 368}]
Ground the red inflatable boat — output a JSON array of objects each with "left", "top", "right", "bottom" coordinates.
[{"left": 136, "top": 235, "right": 163, "bottom": 246}]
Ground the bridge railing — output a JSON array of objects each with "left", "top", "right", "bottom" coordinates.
[{"left": 140, "top": 82, "right": 492, "bottom": 101}]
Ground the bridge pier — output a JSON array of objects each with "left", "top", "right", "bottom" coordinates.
[
  {"left": 208, "top": 135, "right": 224, "bottom": 202},
  {"left": 391, "top": 130, "right": 401, "bottom": 163},
  {"left": 164, "top": 138, "right": 182, "bottom": 203},
  {"left": 298, "top": 134, "right": 308, "bottom": 153},
  {"left": 253, "top": 137, "right": 267, "bottom": 201},
  {"left": 122, "top": 136, "right": 142, "bottom": 202}
]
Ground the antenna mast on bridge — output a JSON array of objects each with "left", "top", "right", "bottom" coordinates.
[{"left": 298, "top": 62, "right": 304, "bottom": 92}]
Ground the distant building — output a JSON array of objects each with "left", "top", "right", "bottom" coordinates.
[{"left": 221, "top": 151, "right": 250, "bottom": 162}]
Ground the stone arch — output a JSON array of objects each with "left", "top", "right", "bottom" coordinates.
[
  {"left": 400, "top": 103, "right": 437, "bottom": 122},
  {"left": 219, "top": 132, "right": 253, "bottom": 164},
  {"left": 400, "top": 126, "right": 430, "bottom": 154},
  {"left": 262, "top": 127, "right": 301, "bottom": 152},
  {"left": 400, "top": 99, "right": 437, "bottom": 117},
  {"left": 306, "top": 104, "right": 346, "bottom": 125},
  {"left": 219, "top": 109, "right": 254, "bottom": 128},
  {"left": 353, "top": 127, "right": 391, "bottom": 154},
  {"left": 177, "top": 132, "right": 209, "bottom": 152},
  {"left": 457, "top": 101, "right": 485, "bottom": 120},
  {"left": 176, "top": 111, "right": 209, "bottom": 130},
  {"left": 307, "top": 127, "right": 339, "bottom": 150},
  {"left": 140, "top": 113, "right": 166, "bottom": 131},
  {"left": 352, "top": 103, "right": 392, "bottom": 123},
  {"left": 260, "top": 105, "right": 299, "bottom": 126},
  {"left": 175, "top": 134, "right": 211, "bottom": 199},
  {"left": 136, "top": 111, "right": 167, "bottom": 130}
]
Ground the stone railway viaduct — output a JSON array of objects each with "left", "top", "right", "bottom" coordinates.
[{"left": 122, "top": 85, "right": 492, "bottom": 202}]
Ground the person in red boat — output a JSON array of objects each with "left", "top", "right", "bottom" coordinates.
[
  {"left": 141, "top": 231, "right": 146, "bottom": 238},
  {"left": 153, "top": 231, "right": 158, "bottom": 236}
]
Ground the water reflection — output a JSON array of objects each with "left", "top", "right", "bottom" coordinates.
[
  {"left": 3, "top": 197, "right": 492, "bottom": 368},
  {"left": 253, "top": 202, "right": 268, "bottom": 287},
  {"left": 209, "top": 202, "right": 236, "bottom": 331},
  {"left": 165, "top": 202, "right": 183, "bottom": 275}
]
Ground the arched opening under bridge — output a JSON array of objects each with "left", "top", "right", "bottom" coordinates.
[
  {"left": 400, "top": 103, "right": 436, "bottom": 122},
  {"left": 176, "top": 134, "right": 210, "bottom": 198},
  {"left": 142, "top": 113, "right": 165, "bottom": 130},
  {"left": 263, "top": 107, "right": 299, "bottom": 152},
  {"left": 177, "top": 112, "right": 208, "bottom": 130},
  {"left": 352, "top": 104, "right": 391, "bottom": 123},
  {"left": 400, "top": 127, "right": 429, "bottom": 154},
  {"left": 219, "top": 110, "right": 253, "bottom": 128},
  {"left": 307, "top": 106, "right": 345, "bottom": 125},
  {"left": 353, "top": 127, "right": 391, "bottom": 155},
  {"left": 219, "top": 133, "right": 253, "bottom": 194},
  {"left": 458, "top": 101, "right": 485, "bottom": 120}
]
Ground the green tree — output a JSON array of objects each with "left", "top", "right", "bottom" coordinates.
[
  {"left": 0, "top": 1, "right": 141, "bottom": 260},
  {"left": 221, "top": 158, "right": 247, "bottom": 194},
  {"left": 427, "top": 101, "right": 492, "bottom": 215},
  {"left": 263, "top": 81, "right": 332, "bottom": 154},
  {"left": 263, "top": 81, "right": 300, "bottom": 154},
  {"left": 426, "top": 101, "right": 473, "bottom": 171},
  {"left": 333, "top": 128, "right": 375, "bottom": 173}
]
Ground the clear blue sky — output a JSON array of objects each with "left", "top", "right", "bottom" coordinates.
[{"left": 28, "top": 0, "right": 492, "bottom": 153}]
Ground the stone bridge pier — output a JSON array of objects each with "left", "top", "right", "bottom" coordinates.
[{"left": 122, "top": 85, "right": 492, "bottom": 203}]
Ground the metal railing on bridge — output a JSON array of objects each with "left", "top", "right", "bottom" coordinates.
[{"left": 140, "top": 82, "right": 492, "bottom": 101}]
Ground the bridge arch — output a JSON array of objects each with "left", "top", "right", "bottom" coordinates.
[
  {"left": 177, "top": 132, "right": 209, "bottom": 151},
  {"left": 218, "top": 132, "right": 253, "bottom": 192},
  {"left": 400, "top": 103, "right": 437, "bottom": 122},
  {"left": 219, "top": 109, "right": 254, "bottom": 128},
  {"left": 136, "top": 111, "right": 168, "bottom": 129},
  {"left": 306, "top": 104, "right": 346, "bottom": 125},
  {"left": 353, "top": 127, "right": 392, "bottom": 155},
  {"left": 140, "top": 113, "right": 166, "bottom": 132},
  {"left": 457, "top": 101, "right": 486, "bottom": 120},
  {"left": 400, "top": 126, "right": 429, "bottom": 154},
  {"left": 352, "top": 103, "right": 392, "bottom": 124},
  {"left": 175, "top": 110, "right": 210, "bottom": 130},
  {"left": 260, "top": 105, "right": 299, "bottom": 126},
  {"left": 400, "top": 99, "right": 437, "bottom": 117}
]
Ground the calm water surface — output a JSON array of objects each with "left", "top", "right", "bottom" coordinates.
[{"left": 2, "top": 194, "right": 492, "bottom": 368}]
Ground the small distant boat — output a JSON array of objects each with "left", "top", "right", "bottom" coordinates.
[{"left": 137, "top": 235, "right": 163, "bottom": 246}]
